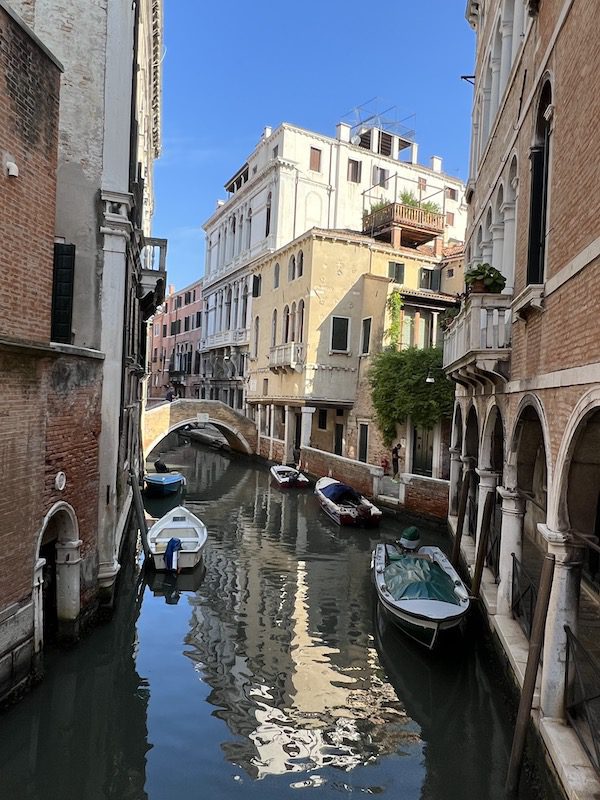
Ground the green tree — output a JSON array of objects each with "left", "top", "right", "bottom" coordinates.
[{"left": 369, "top": 347, "right": 454, "bottom": 445}]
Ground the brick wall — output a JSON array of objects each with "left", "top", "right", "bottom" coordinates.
[
  {"left": 300, "top": 446, "right": 382, "bottom": 497},
  {"left": 403, "top": 475, "right": 449, "bottom": 520},
  {"left": 0, "top": 7, "right": 60, "bottom": 344},
  {"left": 44, "top": 355, "right": 102, "bottom": 598}
]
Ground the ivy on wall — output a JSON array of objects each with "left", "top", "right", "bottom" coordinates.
[
  {"left": 368, "top": 346, "right": 454, "bottom": 445},
  {"left": 386, "top": 290, "right": 403, "bottom": 348}
]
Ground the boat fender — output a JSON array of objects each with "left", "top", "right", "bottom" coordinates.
[{"left": 454, "top": 584, "right": 469, "bottom": 602}]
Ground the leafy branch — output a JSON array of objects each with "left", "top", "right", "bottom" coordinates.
[
  {"left": 369, "top": 347, "right": 454, "bottom": 445},
  {"left": 386, "top": 290, "right": 403, "bottom": 348}
]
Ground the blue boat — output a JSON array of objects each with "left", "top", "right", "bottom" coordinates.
[{"left": 143, "top": 472, "right": 186, "bottom": 497}]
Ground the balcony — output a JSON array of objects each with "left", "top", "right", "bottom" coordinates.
[
  {"left": 138, "top": 236, "right": 167, "bottom": 318},
  {"left": 443, "top": 293, "right": 512, "bottom": 387},
  {"left": 168, "top": 368, "right": 188, "bottom": 385},
  {"left": 269, "top": 342, "right": 305, "bottom": 373},
  {"left": 362, "top": 202, "right": 444, "bottom": 247}
]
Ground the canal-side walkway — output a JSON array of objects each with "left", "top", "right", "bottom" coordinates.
[{"left": 448, "top": 515, "right": 600, "bottom": 800}]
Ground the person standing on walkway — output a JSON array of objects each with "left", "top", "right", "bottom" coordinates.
[
  {"left": 391, "top": 444, "right": 400, "bottom": 479},
  {"left": 165, "top": 387, "right": 174, "bottom": 402}
]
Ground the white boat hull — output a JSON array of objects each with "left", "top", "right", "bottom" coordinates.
[{"left": 147, "top": 506, "right": 208, "bottom": 572}]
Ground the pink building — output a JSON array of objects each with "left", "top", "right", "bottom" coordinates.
[{"left": 148, "top": 279, "right": 203, "bottom": 399}]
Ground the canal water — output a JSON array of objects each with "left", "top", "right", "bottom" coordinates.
[{"left": 0, "top": 437, "right": 559, "bottom": 800}]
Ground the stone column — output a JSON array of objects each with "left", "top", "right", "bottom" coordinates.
[
  {"left": 475, "top": 468, "right": 499, "bottom": 554},
  {"left": 482, "top": 236, "right": 493, "bottom": 265},
  {"left": 449, "top": 447, "right": 462, "bottom": 516},
  {"left": 55, "top": 539, "right": 83, "bottom": 640},
  {"left": 481, "top": 87, "right": 492, "bottom": 143},
  {"left": 269, "top": 403, "right": 275, "bottom": 460},
  {"left": 490, "top": 58, "right": 501, "bottom": 122},
  {"left": 257, "top": 404, "right": 262, "bottom": 454},
  {"left": 284, "top": 405, "right": 290, "bottom": 464},
  {"left": 490, "top": 222, "right": 504, "bottom": 276},
  {"left": 539, "top": 526, "right": 583, "bottom": 720},
  {"left": 512, "top": 2, "right": 525, "bottom": 62},
  {"left": 499, "top": 21, "right": 513, "bottom": 97},
  {"left": 501, "top": 201, "right": 516, "bottom": 293},
  {"left": 33, "top": 557, "right": 45, "bottom": 655},
  {"left": 300, "top": 407, "right": 315, "bottom": 447},
  {"left": 496, "top": 487, "right": 526, "bottom": 616},
  {"left": 461, "top": 456, "right": 476, "bottom": 538}
]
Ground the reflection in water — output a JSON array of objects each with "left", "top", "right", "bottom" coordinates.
[{"left": 0, "top": 440, "right": 556, "bottom": 799}]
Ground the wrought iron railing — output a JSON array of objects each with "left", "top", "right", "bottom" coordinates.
[
  {"left": 485, "top": 500, "right": 502, "bottom": 582},
  {"left": 565, "top": 625, "right": 600, "bottom": 777},
  {"left": 511, "top": 553, "right": 538, "bottom": 640}
]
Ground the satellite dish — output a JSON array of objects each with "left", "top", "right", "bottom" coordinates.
[{"left": 351, "top": 134, "right": 361, "bottom": 145}]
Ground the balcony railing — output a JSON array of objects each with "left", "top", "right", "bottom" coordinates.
[
  {"left": 565, "top": 625, "right": 600, "bottom": 777},
  {"left": 269, "top": 342, "right": 305, "bottom": 371},
  {"left": 443, "top": 293, "right": 512, "bottom": 386},
  {"left": 362, "top": 202, "right": 444, "bottom": 238}
]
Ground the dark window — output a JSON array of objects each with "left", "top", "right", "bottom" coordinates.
[
  {"left": 310, "top": 147, "right": 321, "bottom": 172},
  {"left": 446, "top": 211, "right": 455, "bottom": 226},
  {"left": 336, "top": 408, "right": 344, "bottom": 417},
  {"left": 358, "top": 424, "right": 369, "bottom": 463},
  {"left": 252, "top": 274, "right": 262, "bottom": 297},
  {"left": 162, "top": 324, "right": 167, "bottom": 337},
  {"left": 378, "top": 132, "right": 392, "bottom": 157},
  {"left": 176, "top": 296, "right": 182, "bottom": 309},
  {"left": 334, "top": 423, "right": 344, "bottom": 455},
  {"left": 331, "top": 317, "right": 349, "bottom": 352},
  {"left": 51, "top": 243, "right": 75, "bottom": 343},
  {"left": 347, "top": 159, "right": 361, "bottom": 183},
  {"left": 420, "top": 268, "right": 441, "bottom": 291},
  {"left": 194, "top": 352, "right": 200, "bottom": 374},
  {"left": 318, "top": 409, "right": 327, "bottom": 429},
  {"left": 272, "top": 145, "right": 279, "bottom": 159},
  {"left": 418, "top": 177, "right": 427, "bottom": 192},
  {"left": 274, "top": 263, "right": 280, "bottom": 289},
  {"left": 388, "top": 262, "right": 405, "bottom": 284},
  {"left": 445, "top": 187, "right": 458, "bottom": 201},
  {"left": 262, "top": 378, "right": 268, "bottom": 396},
  {"left": 447, "top": 268, "right": 455, "bottom": 278},
  {"left": 412, "top": 425, "right": 433, "bottom": 477},
  {"left": 196, "top": 311, "right": 202, "bottom": 328},
  {"left": 361, "top": 318, "right": 371, "bottom": 355},
  {"left": 184, "top": 291, "right": 191, "bottom": 304},
  {"left": 527, "top": 83, "right": 552, "bottom": 286},
  {"left": 184, "top": 316, "right": 190, "bottom": 332},
  {"left": 373, "top": 166, "right": 389, "bottom": 187}
]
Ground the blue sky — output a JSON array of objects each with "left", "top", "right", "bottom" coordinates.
[{"left": 152, "top": 1, "right": 475, "bottom": 291}]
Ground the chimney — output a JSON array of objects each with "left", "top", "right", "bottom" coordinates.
[
  {"left": 263, "top": 126, "right": 272, "bottom": 139},
  {"left": 336, "top": 122, "right": 351, "bottom": 142},
  {"left": 431, "top": 155, "right": 443, "bottom": 173},
  {"left": 216, "top": 199, "right": 225, "bottom": 209},
  {"left": 168, "top": 284, "right": 175, "bottom": 296},
  {"left": 409, "top": 142, "right": 419, "bottom": 164}
]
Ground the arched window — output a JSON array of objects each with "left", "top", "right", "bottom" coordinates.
[
  {"left": 247, "top": 209, "right": 252, "bottom": 250},
  {"left": 297, "top": 250, "right": 304, "bottom": 277},
  {"left": 288, "top": 255, "right": 296, "bottom": 282},
  {"left": 271, "top": 309, "right": 278, "bottom": 347},
  {"left": 265, "top": 192, "right": 272, "bottom": 237},
  {"left": 273, "top": 262, "right": 280, "bottom": 289},
  {"left": 253, "top": 315, "right": 260, "bottom": 358},
  {"left": 297, "top": 300, "right": 305, "bottom": 343},
  {"left": 217, "top": 291, "right": 224, "bottom": 331},
  {"left": 225, "top": 287, "right": 232, "bottom": 329},
  {"left": 232, "top": 284, "right": 239, "bottom": 329},
  {"left": 241, "top": 284, "right": 249, "bottom": 328},
  {"left": 527, "top": 81, "right": 552, "bottom": 285},
  {"left": 290, "top": 302, "right": 297, "bottom": 342},
  {"left": 231, "top": 217, "right": 236, "bottom": 260},
  {"left": 283, "top": 305, "right": 290, "bottom": 343},
  {"left": 238, "top": 214, "right": 243, "bottom": 255}
]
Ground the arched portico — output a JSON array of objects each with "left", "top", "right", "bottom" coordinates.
[
  {"left": 448, "top": 403, "right": 464, "bottom": 516},
  {"left": 35, "top": 502, "right": 82, "bottom": 652}
]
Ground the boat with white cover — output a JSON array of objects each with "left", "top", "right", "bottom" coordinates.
[
  {"left": 315, "top": 477, "right": 382, "bottom": 527},
  {"left": 147, "top": 506, "right": 208, "bottom": 572},
  {"left": 270, "top": 464, "right": 311, "bottom": 488},
  {"left": 372, "top": 534, "right": 470, "bottom": 649},
  {"left": 144, "top": 471, "right": 186, "bottom": 497}
]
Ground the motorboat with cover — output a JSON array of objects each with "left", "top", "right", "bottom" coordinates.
[
  {"left": 144, "top": 471, "right": 186, "bottom": 496},
  {"left": 147, "top": 506, "right": 208, "bottom": 572},
  {"left": 270, "top": 464, "right": 311, "bottom": 488},
  {"left": 371, "top": 526, "right": 470, "bottom": 649},
  {"left": 315, "top": 477, "right": 382, "bottom": 527}
]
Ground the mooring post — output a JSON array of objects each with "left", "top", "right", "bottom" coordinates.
[
  {"left": 471, "top": 491, "right": 495, "bottom": 598},
  {"left": 129, "top": 469, "right": 150, "bottom": 559},
  {"left": 451, "top": 470, "right": 470, "bottom": 568},
  {"left": 505, "top": 553, "right": 555, "bottom": 796}
]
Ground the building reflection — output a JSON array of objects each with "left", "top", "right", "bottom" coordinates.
[
  {"left": 0, "top": 534, "right": 150, "bottom": 800},
  {"left": 183, "top": 475, "right": 421, "bottom": 780}
]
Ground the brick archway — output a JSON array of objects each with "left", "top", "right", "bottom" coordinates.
[{"left": 142, "top": 399, "right": 258, "bottom": 457}]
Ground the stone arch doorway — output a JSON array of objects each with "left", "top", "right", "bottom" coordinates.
[
  {"left": 511, "top": 404, "right": 548, "bottom": 545},
  {"left": 35, "top": 503, "right": 82, "bottom": 654},
  {"left": 480, "top": 405, "right": 505, "bottom": 579},
  {"left": 555, "top": 405, "right": 600, "bottom": 590}
]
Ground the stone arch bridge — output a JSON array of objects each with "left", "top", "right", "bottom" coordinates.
[{"left": 142, "top": 399, "right": 258, "bottom": 458}]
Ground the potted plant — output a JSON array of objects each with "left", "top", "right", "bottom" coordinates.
[
  {"left": 464, "top": 263, "right": 507, "bottom": 294},
  {"left": 439, "top": 306, "right": 460, "bottom": 330}
]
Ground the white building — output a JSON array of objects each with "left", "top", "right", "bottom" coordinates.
[{"left": 201, "top": 120, "right": 466, "bottom": 406}]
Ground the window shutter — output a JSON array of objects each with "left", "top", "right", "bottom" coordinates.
[
  {"left": 431, "top": 269, "right": 441, "bottom": 292},
  {"left": 252, "top": 275, "right": 260, "bottom": 297},
  {"left": 51, "top": 243, "right": 75, "bottom": 343}
]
